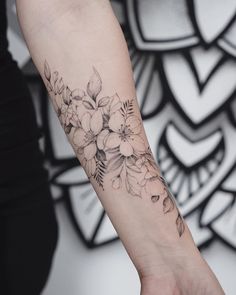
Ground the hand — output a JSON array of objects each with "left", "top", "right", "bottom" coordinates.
[{"left": 138, "top": 247, "right": 225, "bottom": 295}]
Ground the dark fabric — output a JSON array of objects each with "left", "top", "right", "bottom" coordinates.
[
  {"left": 0, "top": 0, "right": 8, "bottom": 59},
  {"left": 0, "top": 54, "right": 49, "bottom": 205},
  {"left": 0, "top": 187, "right": 58, "bottom": 295},
  {"left": 0, "top": 2, "right": 58, "bottom": 294}
]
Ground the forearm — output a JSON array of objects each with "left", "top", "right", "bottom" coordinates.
[{"left": 16, "top": 0, "right": 199, "bottom": 277}]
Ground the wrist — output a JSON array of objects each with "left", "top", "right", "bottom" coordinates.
[{"left": 128, "top": 223, "right": 201, "bottom": 280}]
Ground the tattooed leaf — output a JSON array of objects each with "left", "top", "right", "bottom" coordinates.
[
  {"left": 163, "top": 196, "right": 175, "bottom": 214},
  {"left": 72, "top": 89, "right": 85, "bottom": 100},
  {"left": 86, "top": 158, "right": 96, "bottom": 178},
  {"left": 94, "top": 160, "right": 106, "bottom": 188},
  {"left": 64, "top": 123, "right": 73, "bottom": 134},
  {"left": 103, "top": 114, "right": 110, "bottom": 128},
  {"left": 91, "top": 110, "right": 103, "bottom": 136},
  {"left": 83, "top": 100, "right": 95, "bottom": 110},
  {"left": 44, "top": 60, "right": 51, "bottom": 81},
  {"left": 126, "top": 174, "right": 141, "bottom": 197},
  {"left": 87, "top": 67, "right": 102, "bottom": 100},
  {"left": 176, "top": 214, "right": 185, "bottom": 237},
  {"left": 107, "top": 156, "right": 124, "bottom": 172},
  {"left": 77, "top": 147, "right": 84, "bottom": 155},
  {"left": 151, "top": 195, "right": 160, "bottom": 203},
  {"left": 97, "top": 129, "right": 109, "bottom": 150},
  {"left": 126, "top": 156, "right": 137, "bottom": 166},
  {"left": 52, "top": 71, "right": 59, "bottom": 93},
  {"left": 63, "top": 86, "right": 72, "bottom": 105},
  {"left": 125, "top": 177, "right": 130, "bottom": 192},
  {"left": 46, "top": 81, "right": 53, "bottom": 92},
  {"left": 110, "top": 94, "right": 122, "bottom": 114},
  {"left": 146, "top": 152, "right": 156, "bottom": 167},
  {"left": 97, "top": 96, "right": 110, "bottom": 107},
  {"left": 106, "top": 147, "right": 120, "bottom": 154},
  {"left": 112, "top": 176, "right": 122, "bottom": 189},
  {"left": 96, "top": 149, "right": 107, "bottom": 162},
  {"left": 120, "top": 100, "right": 134, "bottom": 117},
  {"left": 127, "top": 165, "right": 141, "bottom": 173},
  {"left": 57, "top": 78, "right": 64, "bottom": 94}
]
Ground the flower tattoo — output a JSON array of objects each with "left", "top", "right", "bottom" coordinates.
[{"left": 44, "top": 60, "right": 185, "bottom": 237}]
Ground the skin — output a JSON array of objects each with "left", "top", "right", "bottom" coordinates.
[{"left": 16, "top": 0, "right": 225, "bottom": 294}]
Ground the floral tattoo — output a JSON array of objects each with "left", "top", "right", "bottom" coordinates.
[{"left": 44, "top": 61, "right": 185, "bottom": 237}]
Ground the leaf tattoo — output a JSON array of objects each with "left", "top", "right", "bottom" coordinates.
[
  {"left": 176, "top": 214, "right": 185, "bottom": 237},
  {"left": 87, "top": 67, "right": 102, "bottom": 100},
  {"left": 44, "top": 60, "right": 185, "bottom": 237},
  {"left": 151, "top": 195, "right": 160, "bottom": 203},
  {"left": 44, "top": 60, "right": 51, "bottom": 80},
  {"left": 163, "top": 196, "right": 175, "bottom": 213}
]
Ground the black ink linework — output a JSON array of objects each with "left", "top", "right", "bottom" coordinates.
[{"left": 44, "top": 60, "right": 185, "bottom": 237}]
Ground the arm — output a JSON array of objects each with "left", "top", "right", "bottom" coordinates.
[{"left": 16, "top": 1, "right": 224, "bottom": 294}]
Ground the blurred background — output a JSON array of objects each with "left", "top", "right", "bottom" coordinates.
[{"left": 6, "top": 0, "right": 236, "bottom": 294}]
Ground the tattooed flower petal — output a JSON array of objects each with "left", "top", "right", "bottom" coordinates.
[
  {"left": 151, "top": 195, "right": 160, "bottom": 203},
  {"left": 109, "top": 111, "right": 125, "bottom": 132},
  {"left": 73, "top": 128, "right": 87, "bottom": 147},
  {"left": 70, "top": 117, "right": 79, "bottom": 127},
  {"left": 81, "top": 113, "right": 91, "bottom": 132},
  {"left": 110, "top": 94, "right": 122, "bottom": 114},
  {"left": 84, "top": 142, "right": 97, "bottom": 160},
  {"left": 46, "top": 81, "right": 53, "bottom": 92},
  {"left": 97, "top": 129, "right": 109, "bottom": 150},
  {"left": 55, "top": 95, "right": 62, "bottom": 111},
  {"left": 126, "top": 116, "right": 141, "bottom": 134},
  {"left": 72, "top": 88, "right": 85, "bottom": 100},
  {"left": 61, "top": 104, "right": 67, "bottom": 113},
  {"left": 111, "top": 94, "right": 120, "bottom": 105},
  {"left": 112, "top": 176, "right": 122, "bottom": 189},
  {"left": 163, "top": 196, "right": 175, "bottom": 214},
  {"left": 105, "top": 132, "right": 121, "bottom": 148},
  {"left": 128, "top": 135, "right": 146, "bottom": 152},
  {"left": 66, "top": 115, "right": 71, "bottom": 126},
  {"left": 57, "top": 78, "right": 64, "bottom": 94},
  {"left": 83, "top": 96, "right": 96, "bottom": 110},
  {"left": 96, "top": 149, "right": 106, "bottom": 161},
  {"left": 70, "top": 112, "right": 82, "bottom": 127},
  {"left": 144, "top": 171, "right": 153, "bottom": 179},
  {"left": 87, "top": 67, "right": 102, "bottom": 100},
  {"left": 148, "top": 165, "right": 158, "bottom": 177},
  {"left": 90, "top": 110, "right": 103, "bottom": 135},
  {"left": 107, "top": 155, "right": 124, "bottom": 172},
  {"left": 62, "top": 86, "right": 72, "bottom": 105},
  {"left": 136, "top": 158, "right": 143, "bottom": 169},
  {"left": 145, "top": 178, "right": 160, "bottom": 196},
  {"left": 86, "top": 158, "right": 96, "bottom": 177},
  {"left": 97, "top": 96, "right": 110, "bottom": 107},
  {"left": 126, "top": 174, "right": 141, "bottom": 197},
  {"left": 52, "top": 71, "right": 58, "bottom": 88},
  {"left": 81, "top": 158, "right": 87, "bottom": 167},
  {"left": 120, "top": 141, "right": 133, "bottom": 157}
]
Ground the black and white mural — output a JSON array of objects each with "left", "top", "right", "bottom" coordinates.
[{"left": 7, "top": 0, "right": 236, "bottom": 251}]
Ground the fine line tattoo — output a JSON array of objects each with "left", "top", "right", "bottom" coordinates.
[{"left": 44, "top": 60, "right": 185, "bottom": 237}]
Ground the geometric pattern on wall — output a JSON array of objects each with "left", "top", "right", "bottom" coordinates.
[{"left": 16, "top": 0, "right": 236, "bottom": 249}]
